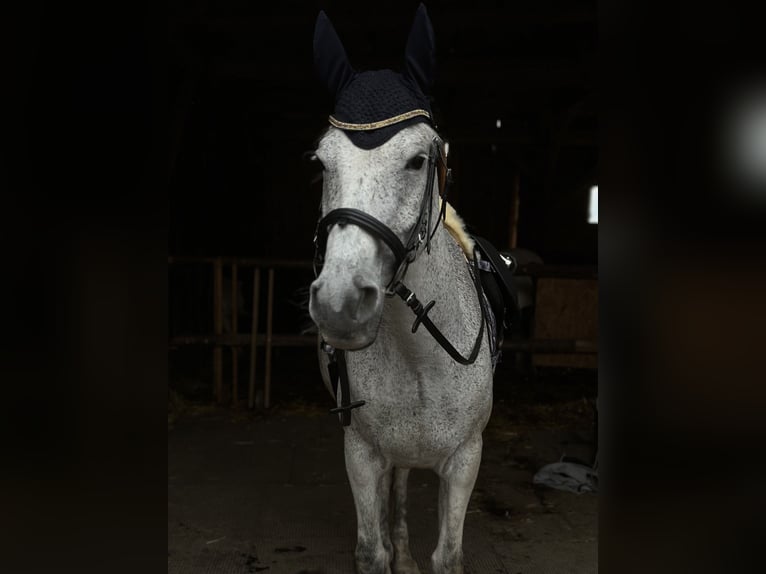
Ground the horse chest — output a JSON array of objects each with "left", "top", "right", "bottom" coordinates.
[
  {"left": 358, "top": 416, "right": 464, "bottom": 466},
  {"left": 348, "top": 363, "right": 492, "bottom": 464}
]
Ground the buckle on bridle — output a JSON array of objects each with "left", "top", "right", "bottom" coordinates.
[{"left": 330, "top": 400, "right": 366, "bottom": 415}]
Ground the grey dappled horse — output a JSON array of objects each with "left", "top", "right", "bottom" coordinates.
[{"left": 308, "top": 5, "right": 494, "bottom": 573}]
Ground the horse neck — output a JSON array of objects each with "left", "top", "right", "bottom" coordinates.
[
  {"left": 384, "top": 217, "right": 476, "bottom": 346},
  {"left": 404, "top": 223, "right": 462, "bottom": 293}
]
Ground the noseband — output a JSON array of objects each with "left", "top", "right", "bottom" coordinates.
[{"left": 312, "top": 135, "right": 488, "bottom": 425}]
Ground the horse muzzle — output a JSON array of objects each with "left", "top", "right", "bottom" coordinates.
[{"left": 309, "top": 273, "right": 384, "bottom": 350}]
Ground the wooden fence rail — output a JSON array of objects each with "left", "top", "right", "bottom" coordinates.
[{"left": 169, "top": 257, "right": 597, "bottom": 408}]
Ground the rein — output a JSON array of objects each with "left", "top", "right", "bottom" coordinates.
[{"left": 313, "top": 136, "right": 487, "bottom": 426}]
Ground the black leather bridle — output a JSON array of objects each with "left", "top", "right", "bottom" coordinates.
[
  {"left": 312, "top": 136, "right": 488, "bottom": 425},
  {"left": 314, "top": 136, "right": 448, "bottom": 293}
]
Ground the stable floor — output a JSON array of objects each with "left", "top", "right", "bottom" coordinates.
[{"left": 168, "top": 374, "right": 597, "bottom": 574}]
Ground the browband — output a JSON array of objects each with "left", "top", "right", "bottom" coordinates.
[{"left": 328, "top": 109, "right": 431, "bottom": 131}]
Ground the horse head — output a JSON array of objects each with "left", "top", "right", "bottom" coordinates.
[{"left": 308, "top": 4, "right": 441, "bottom": 350}]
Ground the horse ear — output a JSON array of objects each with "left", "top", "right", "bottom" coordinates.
[
  {"left": 404, "top": 3, "right": 436, "bottom": 95},
  {"left": 313, "top": 10, "right": 355, "bottom": 98}
]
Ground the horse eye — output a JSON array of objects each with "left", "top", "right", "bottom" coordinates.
[{"left": 406, "top": 155, "right": 426, "bottom": 170}]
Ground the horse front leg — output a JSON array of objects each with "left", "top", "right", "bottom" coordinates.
[
  {"left": 345, "top": 429, "right": 393, "bottom": 574},
  {"left": 379, "top": 466, "right": 394, "bottom": 563},
  {"left": 431, "top": 434, "right": 483, "bottom": 574},
  {"left": 391, "top": 467, "right": 421, "bottom": 573}
]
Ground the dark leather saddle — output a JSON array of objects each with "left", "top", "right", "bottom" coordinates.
[{"left": 471, "top": 235, "right": 521, "bottom": 342}]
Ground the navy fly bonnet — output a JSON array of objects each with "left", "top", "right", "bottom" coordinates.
[{"left": 313, "top": 3, "right": 437, "bottom": 149}]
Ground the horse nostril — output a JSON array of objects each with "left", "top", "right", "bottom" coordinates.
[
  {"left": 353, "top": 280, "right": 380, "bottom": 322},
  {"left": 359, "top": 285, "right": 378, "bottom": 311},
  {"left": 310, "top": 280, "right": 323, "bottom": 301},
  {"left": 311, "top": 274, "right": 380, "bottom": 322}
]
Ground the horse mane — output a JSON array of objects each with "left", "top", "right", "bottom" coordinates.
[{"left": 440, "top": 200, "right": 475, "bottom": 256}]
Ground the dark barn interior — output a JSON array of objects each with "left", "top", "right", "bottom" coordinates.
[
  {"left": 169, "top": 1, "right": 596, "bottom": 263},
  {"left": 168, "top": 1, "right": 598, "bottom": 572}
]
